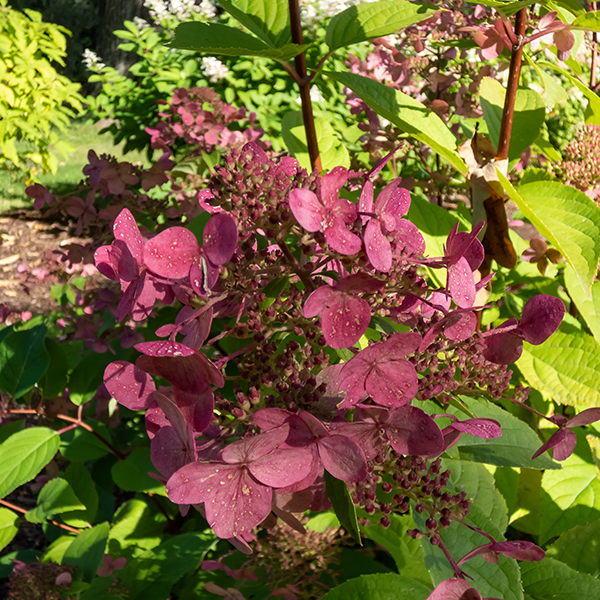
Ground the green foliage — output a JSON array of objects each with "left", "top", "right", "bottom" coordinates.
[
  {"left": 319, "top": 573, "right": 432, "bottom": 600},
  {"left": 0, "top": 0, "right": 82, "bottom": 180},
  {"left": 0, "top": 507, "right": 19, "bottom": 553},
  {"left": 25, "top": 478, "right": 86, "bottom": 524}
]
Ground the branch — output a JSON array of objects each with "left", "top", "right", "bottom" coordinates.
[{"left": 0, "top": 498, "right": 82, "bottom": 535}]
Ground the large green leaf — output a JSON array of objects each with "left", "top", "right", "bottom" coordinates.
[
  {"left": 361, "top": 513, "right": 431, "bottom": 586},
  {"left": 572, "top": 10, "right": 600, "bottom": 30},
  {"left": 111, "top": 447, "right": 167, "bottom": 495},
  {"left": 325, "top": 71, "right": 467, "bottom": 175},
  {"left": 63, "top": 523, "right": 109, "bottom": 582},
  {"left": 171, "top": 22, "right": 308, "bottom": 60},
  {"left": 68, "top": 351, "right": 115, "bottom": 406},
  {"left": 564, "top": 266, "right": 600, "bottom": 344},
  {"left": 60, "top": 421, "right": 112, "bottom": 462},
  {"left": 497, "top": 175, "right": 600, "bottom": 297},
  {"left": 320, "top": 574, "right": 432, "bottom": 600},
  {"left": 539, "top": 452, "right": 600, "bottom": 543},
  {"left": 60, "top": 462, "right": 99, "bottom": 528},
  {"left": 519, "top": 331, "right": 600, "bottom": 407},
  {"left": 546, "top": 519, "right": 600, "bottom": 576},
  {"left": 38, "top": 338, "right": 69, "bottom": 399},
  {"left": 26, "top": 478, "right": 86, "bottom": 524},
  {"left": 0, "top": 507, "right": 19, "bottom": 553},
  {"left": 0, "top": 428, "right": 60, "bottom": 499},
  {"left": 218, "top": 0, "right": 291, "bottom": 47},
  {"left": 451, "top": 398, "right": 559, "bottom": 470},
  {"left": 326, "top": 1, "right": 439, "bottom": 50},
  {"left": 281, "top": 111, "right": 350, "bottom": 171},
  {"left": 479, "top": 77, "right": 546, "bottom": 161},
  {"left": 120, "top": 532, "right": 214, "bottom": 600},
  {"left": 324, "top": 471, "right": 361, "bottom": 544},
  {"left": 520, "top": 558, "right": 600, "bottom": 600},
  {"left": 0, "top": 325, "right": 50, "bottom": 399}
]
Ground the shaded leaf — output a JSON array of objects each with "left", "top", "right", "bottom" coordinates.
[
  {"left": 324, "top": 470, "right": 361, "bottom": 544},
  {"left": 564, "top": 266, "right": 600, "bottom": 344},
  {"left": 546, "top": 519, "right": 600, "bottom": 576},
  {"left": 319, "top": 573, "right": 432, "bottom": 600},
  {"left": 111, "top": 447, "right": 167, "bottom": 495},
  {"left": 0, "top": 508, "right": 19, "bottom": 553},
  {"left": 63, "top": 522, "right": 109, "bottom": 582},
  {"left": 26, "top": 478, "right": 86, "bottom": 524}
]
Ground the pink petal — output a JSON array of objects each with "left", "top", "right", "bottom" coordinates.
[
  {"left": 532, "top": 428, "right": 574, "bottom": 460},
  {"left": 375, "top": 180, "right": 411, "bottom": 218},
  {"left": 448, "top": 256, "right": 476, "bottom": 309},
  {"left": 444, "top": 311, "right": 477, "bottom": 341},
  {"left": 222, "top": 427, "right": 290, "bottom": 464},
  {"left": 151, "top": 426, "right": 193, "bottom": 478},
  {"left": 334, "top": 273, "right": 386, "bottom": 294},
  {"left": 568, "top": 408, "right": 600, "bottom": 428},
  {"left": 104, "top": 361, "right": 155, "bottom": 411},
  {"left": 144, "top": 226, "right": 200, "bottom": 279},
  {"left": 250, "top": 447, "right": 313, "bottom": 487},
  {"left": 358, "top": 180, "right": 374, "bottom": 225},
  {"left": 203, "top": 213, "right": 238, "bottom": 265},
  {"left": 491, "top": 540, "right": 545, "bottom": 561},
  {"left": 110, "top": 240, "right": 139, "bottom": 282},
  {"left": 288, "top": 188, "right": 323, "bottom": 232},
  {"left": 94, "top": 246, "right": 118, "bottom": 281},
  {"left": 318, "top": 435, "right": 367, "bottom": 482},
  {"left": 392, "top": 219, "right": 426, "bottom": 256},
  {"left": 324, "top": 218, "right": 362, "bottom": 255},
  {"left": 451, "top": 418, "right": 502, "bottom": 439},
  {"left": 174, "top": 388, "right": 215, "bottom": 433},
  {"left": 113, "top": 208, "right": 144, "bottom": 263},
  {"left": 321, "top": 166, "right": 350, "bottom": 206},
  {"left": 303, "top": 285, "right": 336, "bottom": 319},
  {"left": 365, "top": 219, "right": 393, "bottom": 272},
  {"left": 458, "top": 543, "right": 494, "bottom": 565},
  {"left": 365, "top": 358, "right": 418, "bottom": 407},
  {"left": 519, "top": 295, "right": 565, "bottom": 345},
  {"left": 483, "top": 319, "right": 523, "bottom": 364},
  {"left": 321, "top": 292, "right": 371, "bottom": 349},
  {"left": 386, "top": 406, "right": 444, "bottom": 456},
  {"left": 135, "top": 340, "right": 196, "bottom": 358},
  {"left": 427, "top": 578, "right": 476, "bottom": 600}
]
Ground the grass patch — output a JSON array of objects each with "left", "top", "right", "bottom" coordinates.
[{"left": 0, "top": 119, "right": 152, "bottom": 213}]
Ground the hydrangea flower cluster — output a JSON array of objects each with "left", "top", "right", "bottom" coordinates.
[{"left": 97, "top": 143, "right": 564, "bottom": 589}]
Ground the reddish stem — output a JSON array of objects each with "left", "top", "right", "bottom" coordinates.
[
  {"left": 0, "top": 499, "right": 82, "bottom": 534},
  {"left": 288, "top": 0, "right": 322, "bottom": 171}
]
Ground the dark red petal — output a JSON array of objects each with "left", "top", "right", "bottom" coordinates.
[
  {"left": 113, "top": 208, "right": 144, "bottom": 262},
  {"left": 365, "top": 219, "right": 392, "bottom": 272},
  {"left": 321, "top": 292, "right": 371, "bottom": 349},
  {"left": 289, "top": 188, "right": 323, "bottom": 232},
  {"left": 568, "top": 408, "right": 600, "bottom": 428},
  {"left": 222, "top": 426, "right": 290, "bottom": 464},
  {"left": 144, "top": 226, "right": 200, "bottom": 279},
  {"left": 491, "top": 540, "right": 545, "bottom": 562},
  {"left": 104, "top": 361, "right": 155, "bottom": 411},
  {"left": 203, "top": 213, "right": 238, "bottom": 265},
  {"left": 386, "top": 406, "right": 444, "bottom": 456},
  {"left": 250, "top": 447, "right": 313, "bottom": 487},
  {"left": 483, "top": 320, "right": 523, "bottom": 365},
  {"left": 451, "top": 418, "right": 502, "bottom": 439},
  {"left": 532, "top": 428, "right": 574, "bottom": 461},
  {"left": 448, "top": 256, "right": 476, "bottom": 309},
  {"left": 318, "top": 435, "right": 367, "bottom": 482},
  {"left": 520, "top": 295, "right": 565, "bottom": 345},
  {"left": 303, "top": 285, "right": 335, "bottom": 319}
]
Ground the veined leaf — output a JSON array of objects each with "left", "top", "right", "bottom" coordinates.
[
  {"left": 572, "top": 10, "right": 600, "bottom": 30},
  {"left": 63, "top": 523, "right": 109, "bottom": 582},
  {"left": 111, "top": 447, "right": 167, "bottom": 496},
  {"left": 282, "top": 111, "right": 350, "bottom": 171},
  {"left": 324, "top": 71, "right": 467, "bottom": 175},
  {"left": 218, "top": 0, "right": 291, "bottom": 47},
  {"left": 0, "top": 428, "right": 59, "bottom": 499},
  {"left": 521, "top": 558, "right": 600, "bottom": 600},
  {"left": 479, "top": 77, "right": 546, "bottom": 161},
  {"left": 519, "top": 331, "right": 600, "bottom": 407},
  {"left": 319, "top": 574, "right": 432, "bottom": 600},
  {"left": 564, "top": 266, "right": 600, "bottom": 344},
  {"left": 326, "top": 1, "right": 439, "bottom": 50},
  {"left": 325, "top": 471, "right": 361, "bottom": 544},
  {"left": 172, "top": 22, "right": 308, "bottom": 60},
  {"left": 546, "top": 519, "right": 600, "bottom": 576},
  {"left": 497, "top": 175, "right": 600, "bottom": 297},
  {"left": 26, "top": 478, "right": 86, "bottom": 524},
  {"left": 0, "top": 508, "right": 19, "bottom": 553}
]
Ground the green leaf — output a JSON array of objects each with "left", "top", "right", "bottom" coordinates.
[
  {"left": 546, "top": 519, "right": 600, "bottom": 576},
  {"left": 60, "top": 422, "right": 113, "bottom": 462},
  {"left": 107, "top": 499, "right": 167, "bottom": 560},
  {"left": 564, "top": 266, "right": 600, "bottom": 344},
  {"left": 572, "top": 10, "right": 600, "bottom": 30},
  {"left": 479, "top": 77, "right": 546, "bottom": 161},
  {"left": 42, "top": 535, "right": 77, "bottom": 565},
  {"left": 260, "top": 277, "right": 290, "bottom": 310},
  {"left": 326, "top": 1, "right": 439, "bottom": 50},
  {"left": 111, "top": 447, "right": 166, "bottom": 495},
  {"left": 26, "top": 478, "right": 85, "bottom": 524},
  {"left": 63, "top": 522, "right": 109, "bottom": 582},
  {"left": 451, "top": 397, "right": 560, "bottom": 470},
  {"left": 218, "top": 0, "right": 291, "bottom": 47},
  {"left": 0, "top": 420, "right": 25, "bottom": 445},
  {"left": 119, "top": 532, "right": 215, "bottom": 600},
  {"left": 497, "top": 175, "right": 600, "bottom": 297},
  {"left": 520, "top": 558, "right": 600, "bottom": 600},
  {"left": 0, "top": 428, "right": 60, "bottom": 498},
  {"left": 171, "top": 22, "right": 308, "bottom": 60},
  {"left": 0, "top": 507, "right": 19, "bottom": 553},
  {"left": 38, "top": 338, "right": 69, "bottom": 399},
  {"left": 68, "top": 352, "right": 115, "bottom": 406},
  {"left": 419, "top": 504, "right": 523, "bottom": 600},
  {"left": 281, "top": 111, "right": 350, "bottom": 171},
  {"left": 60, "top": 463, "right": 99, "bottom": 528},
  {"left": 519, "top": 331, "right": 600, "bottom": 408},
  {"left": 319, "top": 573, "right": 432, "bottom": 600},
  {"left": 525, "top": 56, "right": 569, "bottom": 109},
  {"left": 361, "top": 513, "right": 431, "bottom": 586},
  {"left": 324, "top": 471, "right": 361, "bottom": 544},
  {"left": 0, "top": 325, "right": 50, "bottom": 399},
  {"left": 540, "top": 452, "right": 600, "bottom": 543},
  {"left": 325, "top": 71, "right": 467, "bottom": 175}
]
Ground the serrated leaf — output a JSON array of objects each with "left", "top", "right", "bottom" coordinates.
[
  {"left": 325, "top": 71, "right": 467, "bottom": 175},
  {"left": 572, "top": 10, "right": 600, "bottom": 30},
  {"left": 0, "top": 428, "right": 60, "bottom": 499},
  {"left": 281, "top": 111, "right": 350, "bottom": 170},
  {"left": 417, "top": 503, "right": 523, "bottom": 600},
  {"left": 119, "top": 532, "right": 214, "bottom": 600},
  {"left": 546, "top": 519, "right": 600, "bottom": 576},
  {"left": 324, "top": 470, "right": 361, "bottom": 544},
  {"left": 60, "top": 463, "right": 99, "bottom": 528},
  {"left": 218, "top": 0, "right": 291, "bottom": 47},
  {"left": 0, "top": 325, "right": 50, "bottom": 398},
  {"left": 26, "top": 478, "right": 86, "bottom": 524},
  {"left": 564, "top": 266, "right": 600, "bottom": 344},
  {"left": 540, "top": 452, "right": 600, "bottom": 543},
  {"left": 0, "top": 507, "right": 19, "bottom": 553},
  {"left": 326, "top": 1, "right": 439, "bottom": 50},
  {"left": 479, "top": 77, "right": 546, "bottom": 161},
  {"left": 111, "top": 447, "right": 166, "bottom": 495},
  {"left": 320, "top": 573, "right": 432, "bottom": 600},
  {"left": 519, "top": 331, "right": 600, "bottom": 408},
  {"left": 361, "top": 513, "right": 431, "bottom": 586},
  {"left": 497, "top": 175, "right": 600, "bottom": 296},
  {"left": 172, "top": 22, "right": 308, "bottom": 60},
  {"left": 63, "top": 522, "right": 109, "bottom": 582},
  {"left": 520, "top": 558, "right": 600, "bottom": 600}
]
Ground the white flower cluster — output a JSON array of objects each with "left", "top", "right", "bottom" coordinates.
[
  {"left": 82, "top": 48, "right": 105, "bottom": 71},
  {"left": 133, "top": 16, "right": 150, "bottom": 30},
  {"left": 201, "top": 56, "right": 230, "bottom": 82},
  {"left": 300, "top": 0, "right": 376, "bottom": 34},
  {"left": 144, "top": 0, "right": 216, "bottom": 23}
]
